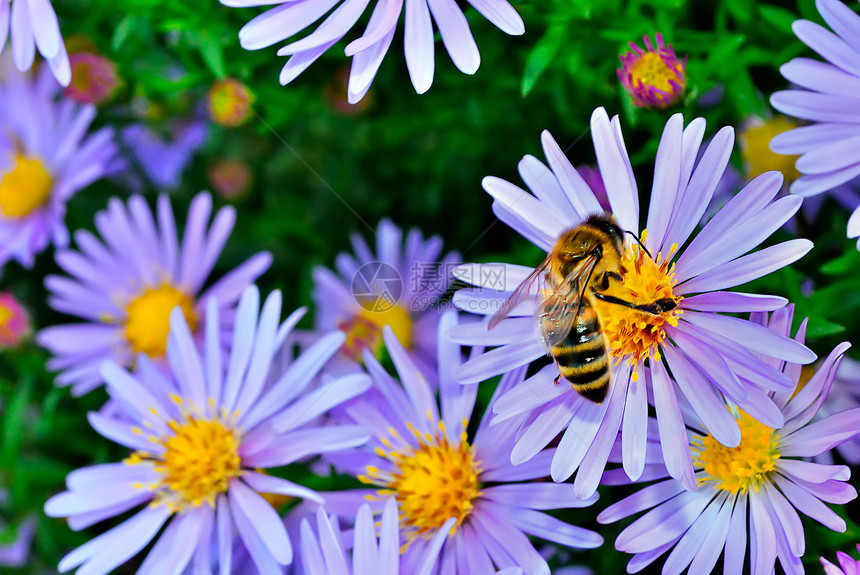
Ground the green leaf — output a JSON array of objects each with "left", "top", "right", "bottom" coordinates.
[
  {"left": 111, "top": 15, "right": 137, "bottom": 52},
  {"left": 199, "top": 33, "right": 226, "bottom": 79},
  {"left": 521, "top": 24, "right": 567, "bottom": 97},
  {"left": 820, "top": 248, "right": 860, "bottom": 275},
  {"left": 1, "top": 374, "right": 31, "bottom": 466},
  {"left": 758, "top": 5, "right": 798, "bottom": 35},
  {"left": 726, "top": 0, "right": 752, "bottom": 24},
  {"left": 806, "top": 317, "right": 846, "bottom": 338}
]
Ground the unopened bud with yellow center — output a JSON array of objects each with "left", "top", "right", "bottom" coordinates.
[
  {"left": 0, "top": 154, "right": 53, "bottom": 218},
  {"left": 208, "top": 79, "right": 255, "bottom": 128},
  {"left": 65, "top": 52, "right": 121, "bottom": 105},
  {"left": 740, "top": 116, "right": 802, "bottom": 184},
  {"left": 0, "top": 292, "right": 31, "bottom": 349},
  {"left": 593, "top": 230, "right": 682, "bottom": 381},
  {"left": 124, "top": 284, "right": 197, "bottom": 357},
  {"left": 208, "top": 158, "right": 253, "bottom": 200},
  {"left": 692, "top": 411, "right": 780, "bottom": 494},
  {"left": 360, "top": 420, "right": 480, "bottom": 540},
  {"left": 618, "top": 33, "right": 687, "bottom": 109}
]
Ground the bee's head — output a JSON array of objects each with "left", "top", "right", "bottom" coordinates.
[{"left": 582, "top": 214, "right": 624, "bottom": 256}]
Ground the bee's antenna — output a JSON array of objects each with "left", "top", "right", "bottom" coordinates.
[{"left": 625, "top": 230, "right": 653, "bottom": 259}]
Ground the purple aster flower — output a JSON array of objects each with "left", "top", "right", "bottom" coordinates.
[
  {"left": 326, "top": 310, "right": 602, "bottom": 575},
  {"left": 617, "top": 33, "right": 687, "bottom": 109},
  {"left": 769, "top": 0, "right": 860, "bottom": 245},
  {"left": 822, "top": 545, "right": 860, "bottom": 575},
  {"left": 117, "top": 120, "right": 209, "bottom": 191},
  {"left": 37, "top": 192, "right": 272, "bottom": 395},
  {"left": 44, "top": 285, "right": 373, "bottom": 575},
  {"left": 0, "top": 56, "right": 115, "bottom": 268},
  {"left": 0, "top": 511, "right": 36, "bottom": 568},
  {"left": 221, "top": 0, "right": 524, "bottom": 104},
  {"left": 450, "top": 107, "right": 816, "bottom": 498},
  {"left": 597, "top": 306, "right": 858, "bottom": 575},
  {"left": 297, "top": 499, "right": 462, "bottom": 575},
  {"left": 0, "top": 0, "right": 70, "bottom": 86},
  {"left": 312, "top": 218, "right": 459, "bottom": 378}
]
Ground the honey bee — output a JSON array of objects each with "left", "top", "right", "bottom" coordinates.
[{"left": 488, "top": 214, "right": 677, "bottom": 404}]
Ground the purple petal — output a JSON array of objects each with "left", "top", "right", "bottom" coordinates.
[
  {"left": 591, "top": 107, "right": 638, "bottom": 234},
  {"left": 615, "top": 489, "right": 713, "bottom": 553},
  {"left": 723, "top": 495, "right": 748, "bottom": 575},
  {"left": 468, "top": 0, "right": 524, "bottom": 35},
  {"left": 650, "top": 360, "right": 696, "bottom": 490},
  {"left": 793, "top": 18, "right": 860, "bottom": 76},
  {"left": 137, "top": 509, "right": 204, "bottom": 575},
  {"left": 482, "top": 483, "right": 596, "bottom": 510},
  {"left": 505, "top": 506, "right": 603, "bottom": 549},
  {"left": 645, "top": 113, "right": 684, "bottom": 252},
  {"left": 404, "top": 0, "right": 434, "bottom": 94},
  {"left": 774, "top": 474, "right": 847, "bottom": 532},
  {"left": 679, "top": 312, "right": 815, "bottom": 364},
  {"left": 662, "top": 491, "right": 730, "bottom": 575},
  {"left": 662, "top": 126, "right": 735, "bottom": 250},
  {"left": 57, "top": 506, "right": 170, "bottom": 573},
  {"left": 660, "top": 344, "right": 741, "bottom": 448},
  {"left": 511, "top": 394, "right": 579, "bottom": 465},
  {"left": 229, "top": 479, "right": 291, "bottom": 569},
  {"left": 457, "top": 339, "right": 545, "bottom": 384},
  {"left": 427, "top": 0, "right": 479, "bottom": 74},
  {"left": 681, "top": 292, "right": 787, "bottom": 313},
  {"left": 749, "top": 490, "right": 778, "bottom": 575},
  {"left": 540, "top": 131, "right": 602, "bottom": 219}
]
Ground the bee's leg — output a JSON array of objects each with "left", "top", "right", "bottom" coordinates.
[
  {"left": 593, "top": 292, "right": 678, "bottom": 315},
  {"left": 596, "top": 271, "right": 624, "bottom": 291},
  {"left": 554, "top": 373, "right": 561, "bottom": 385}
]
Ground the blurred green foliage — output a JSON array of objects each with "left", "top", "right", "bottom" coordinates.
[{"left": 2, "top": 0, "right": 860, "bottom": 572}]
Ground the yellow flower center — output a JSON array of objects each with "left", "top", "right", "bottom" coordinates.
[
  {"left": 340, "top": 306, "right": 413, "bottom": 361},
  {"left": 593, "top": 231, "right": 682, "bottom": 380},
  {"left": 692, "top": 411, "right": 780, "bottom": 494},
  {"left": 739, "top": 116, "right": 801, "bottom": 183},
  {"left": 0, "top": 154, "right": 53, "bottom": 218},
  {"left": 360, "top": 421, "right": 481, "bottom": 540},
  {"left": 124, "top": 284, "right": 198, "bottom": 358},
  {"left": 127, "top": 406, "right": 242, "bottom": 512},
  {"left": 630, "top": 52, "right": 684, "bottom": 94}
]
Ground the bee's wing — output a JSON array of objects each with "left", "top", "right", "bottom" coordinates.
[
  {"left": 538, "top": 253, "right": 600, "bottom": 348},
  {"left": 487, "top": 256, "right": 552, "bottom": 330}
]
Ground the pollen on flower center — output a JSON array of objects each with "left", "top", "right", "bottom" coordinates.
[
  {"left": 125, "top": 284, "right": 198, "bottom": 357},
  {"left": 340, "top": 306, "right": 413, "bottom": 360},
  {"left": 0, "top": 154, "right": 53, "bottom": 218},
  {"left": 692, "top": 411, "right": 780, "bottom": 494},
  {"left": 630, "top": 52, "right": 680, "bottom": 93},
  {"left": 126, "top": 404, "right": 242, "bottom": 512},
  {"left": 360, "top": 421, "right": 480, "bottom": 539},
  {"left": 593, "top": 230, "right": 682, "bottom": 380}
]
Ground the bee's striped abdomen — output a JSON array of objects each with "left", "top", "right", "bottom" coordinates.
[{"left": 550, "top": 298, "right": 610, "bottom": 403}]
